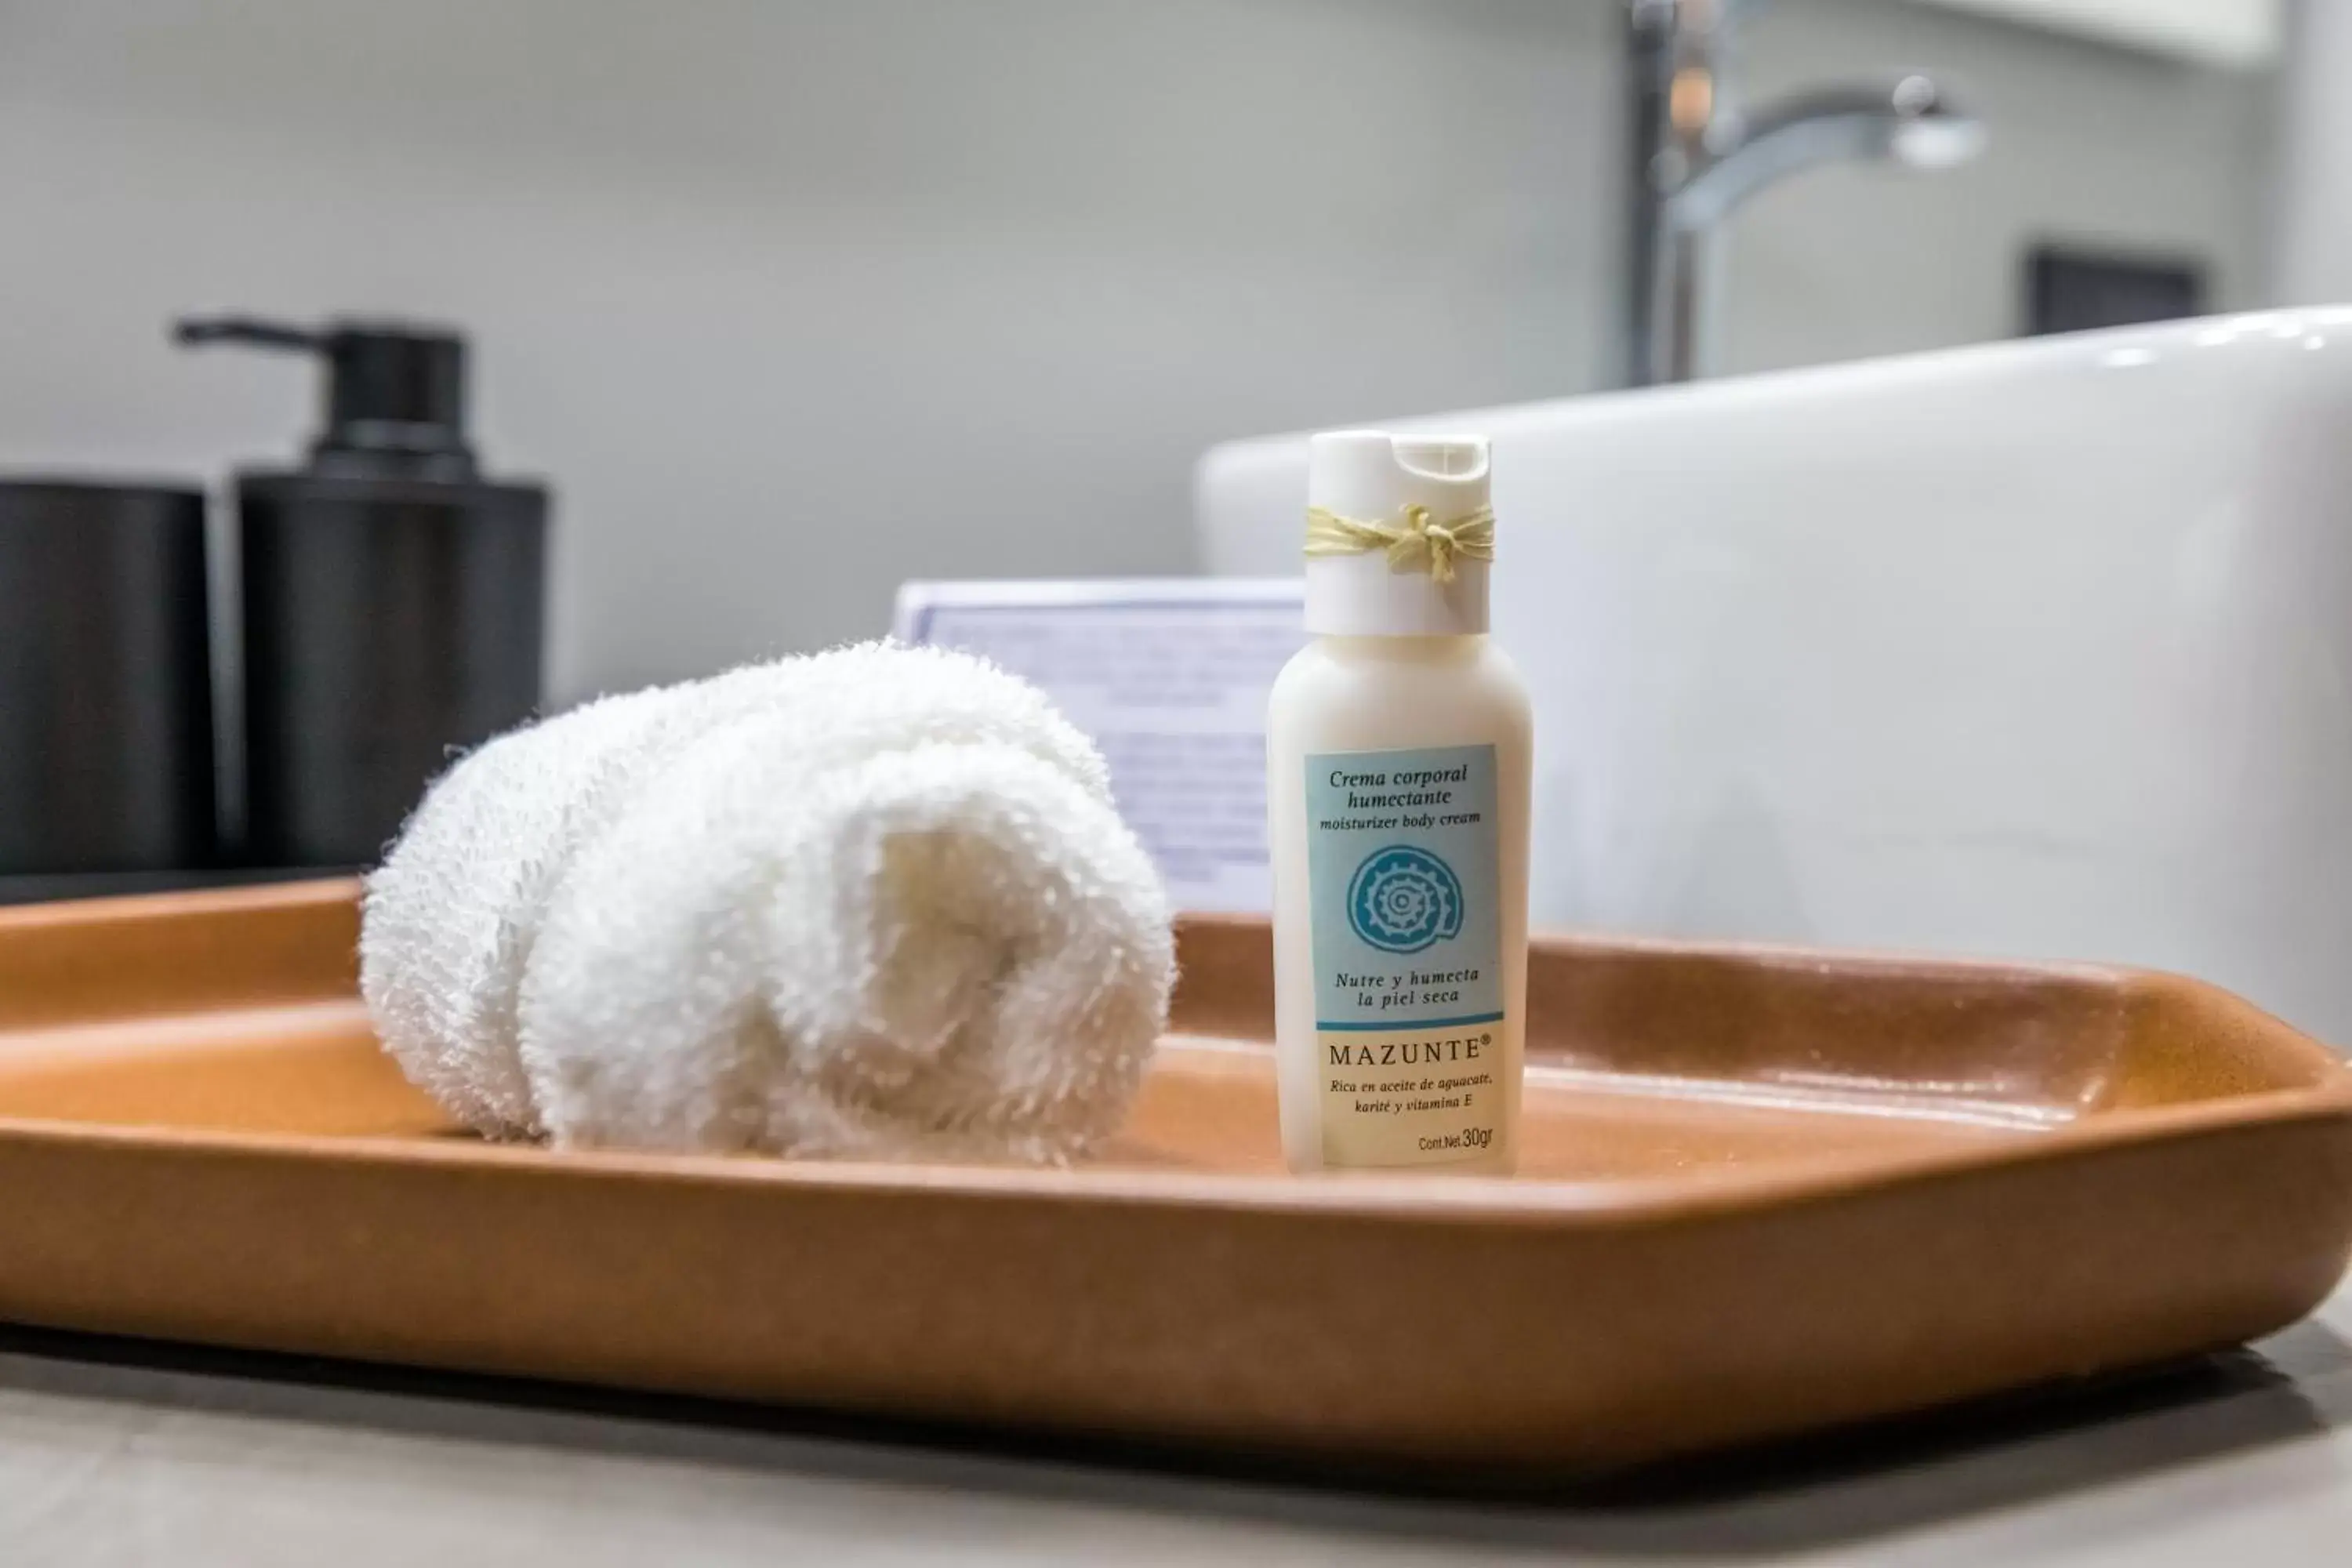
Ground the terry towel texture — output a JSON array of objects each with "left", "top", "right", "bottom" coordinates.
[{"left": 361, "top": 642, "right": 1174, "bottom": 1162}]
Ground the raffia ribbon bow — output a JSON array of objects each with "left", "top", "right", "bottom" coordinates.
[{"left": 1304, "top": 503, "right": 1496, "bottom": 585}]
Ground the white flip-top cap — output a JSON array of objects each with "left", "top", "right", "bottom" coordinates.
[{"left": 1305, "top": 430, "right": 1492, "bottom": 636}]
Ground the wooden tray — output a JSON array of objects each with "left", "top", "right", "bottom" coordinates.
[{"left": 0, "top": 879, "right": 2347, "bottom": 1475}]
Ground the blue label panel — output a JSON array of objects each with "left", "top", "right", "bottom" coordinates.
[{"left": 1305, "top": 743, "right": 1504, "bottom": 1164}]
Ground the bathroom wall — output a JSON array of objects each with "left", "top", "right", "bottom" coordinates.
[
  {"left": 2271, "top": 0, "right": 2352, "bottom": 304},
  {"left": 0, "top": 0, "right": 2272, "bottom": 706},
  {"left": 1915, "top": 0, "right": 2281, "bottom": 65}
]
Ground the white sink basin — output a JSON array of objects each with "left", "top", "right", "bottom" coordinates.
[{"left": 1196, "top": 310, "right": 2352, "bottom": 1044}]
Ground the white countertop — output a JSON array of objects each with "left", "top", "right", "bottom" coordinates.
[{"left": 3, "top": 1280, "right": 2347, "bottom": 1566}]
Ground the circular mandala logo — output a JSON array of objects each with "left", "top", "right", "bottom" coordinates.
[{"left": 1346, "top": 845, "right": 1465, "bottom": 954}]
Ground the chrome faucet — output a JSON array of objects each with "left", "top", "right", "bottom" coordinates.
[{"left": 1625, "top": 0, "right": 1986, "bottom": 385}]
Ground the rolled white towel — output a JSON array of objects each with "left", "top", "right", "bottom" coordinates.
[
  {"left": 363, "top": 644, "right": 1116, "bottom": 1136},
  {"left": 361, "top": 664, "right": 816, "bottom": 1136},
  {"left": 359, "top": 681, "right": 684, "bottom": 1135},
  {"left": 361, "top": 641, "right": 1171, "bottom": 1163},
  {"left": 521, "top": 731, "right": 1171, "bottom": 1160}
]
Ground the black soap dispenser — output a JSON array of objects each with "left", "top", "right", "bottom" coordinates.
[{"left": 177, "top": 315, "right": 548, "bottom": 868}]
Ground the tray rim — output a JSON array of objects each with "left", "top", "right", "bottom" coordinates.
[
  {"left": 1, "top": 1090, "right": 2347, "bottom": 1227},
  {"left": 0, "top": 880, "right": 2345, "bottom": 1232}
]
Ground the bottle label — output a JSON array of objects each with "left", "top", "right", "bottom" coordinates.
[{"left": 1304, "top": 743, "right": 1504, "bottom": 1166}]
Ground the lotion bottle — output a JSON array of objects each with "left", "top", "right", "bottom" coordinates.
[{"left": 1267, "top": 430, "right": 1531, "bottom": 1174}]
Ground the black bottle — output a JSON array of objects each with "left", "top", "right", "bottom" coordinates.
[
  {"left": 0, "top": 480, "right": 214, "bottom": 876},
  {"left": 177, "top": 316, "right": 547, "bottom": 869}
]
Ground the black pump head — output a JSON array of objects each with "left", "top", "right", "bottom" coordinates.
[{"left": 174, "top": 314, "right": 477, "bottom": 479}]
